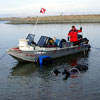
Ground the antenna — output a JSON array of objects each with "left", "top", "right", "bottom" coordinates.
[{"left": 78, "top": 14, "right": 83, "bottom": 37}]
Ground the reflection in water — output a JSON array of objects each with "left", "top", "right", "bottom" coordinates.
[
  {"left": 11, "top": 51, "right": 90, "bottom": 77},
  {"left": 11, "top": 63, "right": 39, "bottom": 76},
  {"left": 53, "top": 51, "right": 90, "bottom": 68}
]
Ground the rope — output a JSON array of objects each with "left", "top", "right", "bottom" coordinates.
[
  {"left": 0, "top": 52, "right": 6, "bottom": 61},
  {"left": 91, "top": 47, "right": 100, "bottom": 50}
]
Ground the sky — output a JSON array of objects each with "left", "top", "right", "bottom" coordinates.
[{"left": 0, "top": 0, "right": 100, "bottom": 17}]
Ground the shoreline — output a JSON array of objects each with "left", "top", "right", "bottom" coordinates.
[{"left": 0, "top": 14, "right": 100, "bottom": 24}]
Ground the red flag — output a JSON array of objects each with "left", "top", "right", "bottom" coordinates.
[{"left": 40, "top": 8, "right": 46, "bottom": 14}]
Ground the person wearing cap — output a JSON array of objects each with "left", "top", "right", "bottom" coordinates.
[{"left": 68, "top": 26, "right": 82, "bottom": 45}]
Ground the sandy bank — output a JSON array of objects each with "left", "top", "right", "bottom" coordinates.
[{"left": 0, "top": 14, "right": 100, "bottom": 24}]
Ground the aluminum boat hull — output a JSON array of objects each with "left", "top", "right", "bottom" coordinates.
[{"left": 7, "top": 44, "right": 90, "bottom": 62}]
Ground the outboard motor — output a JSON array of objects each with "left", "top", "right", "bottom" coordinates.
[{"left": 82, "top": 38, "right": 89, "bottom": 44}]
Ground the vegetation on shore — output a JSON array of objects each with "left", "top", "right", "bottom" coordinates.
[{"left": 0, "top": 14, "right": 100, "bottom": 24}]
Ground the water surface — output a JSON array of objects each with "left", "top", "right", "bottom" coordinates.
[{"left": 0, "top": 22, "right": 100, "bottom": 100}]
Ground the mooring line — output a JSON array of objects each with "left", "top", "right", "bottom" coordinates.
[
  {"left": 91, "top": 47, "right": 100, "bottom": 50},
  {"left": 0, "top": 52, "right": 6, "bottom": 61}
]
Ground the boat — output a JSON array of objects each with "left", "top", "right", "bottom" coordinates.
[{"left": 7, "top": 34, "right": 91, "bottom": 63}]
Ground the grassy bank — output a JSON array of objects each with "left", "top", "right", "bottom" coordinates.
[{"left": 0, "top": 14, "right": 100, "bottom": 24}]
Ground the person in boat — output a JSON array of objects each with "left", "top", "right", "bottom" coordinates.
[
  {"left": 47, "top": 38, "right": 55, "bottom": 47},
  {"left": 48, "top": 37, "right": 59, "bottom": 47},
  {"left": 68, "top": 26, "right": 82, "bottom": 46},
  {"left": 53, "top": 37, "right": 60, "bottom": 47}
]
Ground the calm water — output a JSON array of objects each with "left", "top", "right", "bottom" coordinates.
[{"left": 0, "top": 22, "right": 100, "bottom": 100}]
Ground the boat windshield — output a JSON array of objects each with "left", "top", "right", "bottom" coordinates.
[
  {"left": 37, "top": 36, "right": 53, "bottom": 47},
  {"left": 26, "top": 34, "right": 35, "bottom": 45}
]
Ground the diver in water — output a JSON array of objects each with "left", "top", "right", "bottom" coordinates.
[{"left": 52, "top": 64, "right": 88, "bottom": 80}]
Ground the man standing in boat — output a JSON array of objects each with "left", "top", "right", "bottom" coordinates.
[{"left": 68, "top": 26, "right": 82, "bottom": 45}]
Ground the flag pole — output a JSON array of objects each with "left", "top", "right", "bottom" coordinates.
[
  {"left": 32, "top": 8, "right": 46, "bottom": 34},
  {"left": 32, "top": 16, "right": 39, "bottom": 34}
]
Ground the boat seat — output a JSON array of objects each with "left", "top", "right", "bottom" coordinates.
[
  {"left": 59, "top": 39, "right": 67, "bottom": 48},
  {"left": 55, "top": 39, "right": 61, "bottom": 47}
]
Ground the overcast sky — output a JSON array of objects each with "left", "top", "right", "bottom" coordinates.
[{"left": 0, "top": 0, "right": 100, "bottom": 17}]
